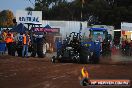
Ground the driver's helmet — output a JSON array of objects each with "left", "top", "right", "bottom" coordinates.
[{"left": 73, "top": 35, "right": 78, "bottom": 40}]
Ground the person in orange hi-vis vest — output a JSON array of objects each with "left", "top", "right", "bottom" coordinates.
[
  {"left": 5, "top": 32, "right": 14, "bottom": 55},
  {"left": 22, "top": 32, "right": 30, "bottom": 58}
]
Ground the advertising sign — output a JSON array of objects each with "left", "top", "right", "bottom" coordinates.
[
  {"left": 16, "top": 11, "right": 42, "bottom": 24},
  {"left": 32, "top": 27, "right": 60, "bottom": 33},
  {"left": 121, "top": 22, "right": 132, "bottom": 31}
]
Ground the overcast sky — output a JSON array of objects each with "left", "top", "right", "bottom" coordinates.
[{"left": 0, "top": 0, "right": 74, "bottom": 15}]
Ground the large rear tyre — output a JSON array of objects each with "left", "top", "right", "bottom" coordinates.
[
  {"left": 37, "top": 38, "right": 46, "bottom": 58},
  {"left": 92, "top": 52, "right": 100, "bottom": 64},
  {"left": 51, "top": 57, "right": 55, "bottom": 63},
  {"left": 79, "top": 47, "right": 91, "bottom": 64}
]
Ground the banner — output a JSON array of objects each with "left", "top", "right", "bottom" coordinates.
[
  {"left": 121, "top": 22, "right": 132, "bottom": 31},
  {"left": 16, "top": 11, "right": 42, "bottom": 24},
  {"left": 32, "top": 28, "right": 60, "bottom": 33}
]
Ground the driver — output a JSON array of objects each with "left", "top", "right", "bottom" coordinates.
[
  {"left": 97, "top": 33, "right": 103, "bottom": 43},
  {"left": 70, "top": 35, "right": 80, "bottom": 48}
]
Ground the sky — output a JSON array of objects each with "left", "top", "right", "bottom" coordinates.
[
  {"left": 0, "top": 0, "right": 35, "bottom": 15},
  {"left": 0, "top": 0, "right": 73, "bottom": 16}
]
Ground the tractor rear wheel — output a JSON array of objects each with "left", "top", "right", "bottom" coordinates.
[
  {"left": 79, "top": 47, "right": 91, "bottom": 64},
  {"left": 92, "top": 52, "right": 100, "bottom": 64}
]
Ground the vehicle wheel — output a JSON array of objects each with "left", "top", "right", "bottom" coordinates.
[
  {"left": 37, "top": 38, "right": 45, "bottom": 58},
  {"left": 31, "top": 52, "right": 36, "bottom": 57},
  {"left": 37, "top": 44, "right": 43, "bottom": 51},
  {"left": 37, "top": 51, "right": 45, "bottom": 58},
  {"left": 51, "top": 58, "right": 55, "bottom": 63},
  {"left": 94, "top": 57, "right": 99, "bottom": 64},
  {"left": 86, "top": 54, "right": 90, "bottom": 63},
  {"left": 76, "top": 56, "right": 80, "bottom": 63},
  {"left": 79, "top": 46, "right": 91, "bottom": 64},
  {"left": 92, "top": 52, "right": 100, "bottom": 64}
]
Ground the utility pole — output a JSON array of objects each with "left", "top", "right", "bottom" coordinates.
[
  {"left": 81, "top": 0, "right": 84, "bottom": 21},
  {"left": 79, "top": 0, "right": 84, "bottom": 33}
]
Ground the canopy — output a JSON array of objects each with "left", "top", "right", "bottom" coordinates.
[
  {"left": 10, "top": 23, "right": 28, "bottom": 33},
  {"left": 44, "top": 24, "right": 51, "bottom": 29}
]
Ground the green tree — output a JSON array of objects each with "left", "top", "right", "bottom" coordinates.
[
  {"left": 33, "top": 0, "right": 132, "bottom": 27},
  {"left": 25, "top": 7, "right": 34, "bottom": 11}
]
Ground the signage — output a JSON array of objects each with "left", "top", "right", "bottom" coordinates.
[
  {"left": 32, "top": 28, "right": 60, "bottom": 33},
  {"left": 16, "top": 11, "right": 42, "bottom": 24},
  {"left": 121, "top": 22, "right": 132, "bottom": 31}
]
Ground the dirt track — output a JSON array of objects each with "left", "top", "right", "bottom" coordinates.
[{"left": 0, "top": 54, "right": 132, "bottom": 88}]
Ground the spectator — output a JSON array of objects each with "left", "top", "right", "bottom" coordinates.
[
  {"left": 22, "top": 32, "right": 30, "bottom": 58},
  {"left": 16, "top": 33, "right": 23, "bottom": 57},
  {"left": 5, "top": 32, "right": 14, "bottom": 55}
]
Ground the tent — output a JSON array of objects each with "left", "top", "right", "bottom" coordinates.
[
  {"left": 10, "top": 23, "right": 28, "bottom": 33},
  {"left": 44, "top": 24, "right": 51, "bottom": 29}
]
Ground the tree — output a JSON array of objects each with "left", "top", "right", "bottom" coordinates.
[
  {"left": 0, "top": 10, "right": 14, "bottom": 27},
  {"left": 33, "top": 0, "right": 132, "bottom": 27},
  {"left": 50, "top": 2, "right": 73, "bottom": 20},
  {"left": 34, "top": 0, "right": 71, "bottom": 20},
  {"left": 25, "top": 7, "right": 34, "bottom": 11}
]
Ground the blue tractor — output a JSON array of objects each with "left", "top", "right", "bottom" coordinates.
[
  {"left": 82, "top": 27, "right": 112, "bottom": 57},
  {"left": 51, "top": 27, "right": 112, "bottom": 64},
  {"left": 51, "top": 32, "right": 93, "bottom": 64},
  {"left": 81, "top": 28, "right": 104, "bottom": 63}
]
